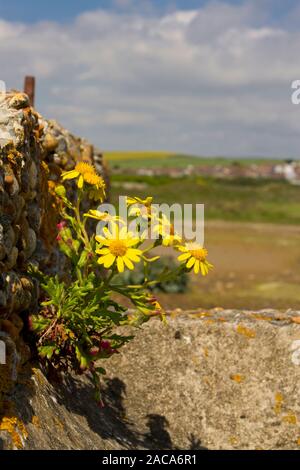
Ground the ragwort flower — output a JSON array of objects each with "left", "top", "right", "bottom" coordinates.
[
  {"left": 96, "top": 226, "right": 142, "bottom": 273},
  {"left": 177, "top": 242, "right": 213, "bottom": 275}
]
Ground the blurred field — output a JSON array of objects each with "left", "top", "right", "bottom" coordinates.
[
  {"left": 157, "top": 221, "right": 300, "bottom": 310},
  {"left": 105, "top": 151, "right": 197, "bottom": 168},
  {"left": 105, "top": 151, "right": 175, "bottom": 161},
  {"left": 107, "top": 153, "right": 300, "bottom": 310},
  {"left": 104, "top": 151, "right": 277, "bottom": 169},
  {"left": 111, "top": 174, "right": 300, "bottom": 225}
]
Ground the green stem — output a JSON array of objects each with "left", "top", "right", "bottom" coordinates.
[{"left": 73, "top": 191, "right": 92, "bottom": 251}]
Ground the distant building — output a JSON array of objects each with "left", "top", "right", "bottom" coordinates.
[{"left": 274, "top": 160, "right": 297, "bottom": 182}]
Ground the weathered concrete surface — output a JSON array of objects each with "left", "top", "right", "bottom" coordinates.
[{"left": 2, "top": 309, "right": 300, "bottom": 450}]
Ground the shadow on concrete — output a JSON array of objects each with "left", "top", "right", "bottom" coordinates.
[
  {"left": 56, "top": 374, "right": 208, "bottom": 450},
  {"left": 3, "top": 366, "right": 208, "bottom": 450}
]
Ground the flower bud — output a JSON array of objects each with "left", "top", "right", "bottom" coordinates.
[
  {"left": 89, "top": 347, "right": 99, "bottom": 356},
  {"left": 57, "top": 221, "right": 67, "bottom": 231},
  {"left": 55, "top": 185, "right": 66, "bottom": 197}
]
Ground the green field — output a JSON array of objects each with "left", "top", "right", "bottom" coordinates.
[
  {"left": 111, "top": 174, "right": 300, "bottom": 225},
  {"left": 104, "top": 151, "right": 278, "bottom": 169}
]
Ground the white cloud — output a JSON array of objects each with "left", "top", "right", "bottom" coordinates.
[{"left": 0, "top": 1, "right": 300, "bottom": 157}]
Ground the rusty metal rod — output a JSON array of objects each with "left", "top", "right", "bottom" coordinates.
[{"left": 24, "top": 76, "right": 35, "bottom": 107}]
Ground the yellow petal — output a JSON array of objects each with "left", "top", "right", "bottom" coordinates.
[
  {"left": 98, "top": 254, "right": 115, "bottom": 268},
  {"left": 126, "top": 237, "right": 140, "bottom": 247},
  {"left": 117, "top": 256, "right": 124, "bottom": 273},
  {"left": 78, "top": 174, "right": 84, "bottom": 189},
  {"left": 123, "top": 256, "right": 134, "bottom": 270},
  {"left": 104, "top": 254, "right": 116, "bottom": 268},
  {"left": 178, "top": 252, "right": 191, "bottom": 262},
  {"left": 103, "top": 226, "right": 114, "bottom": 239},
  {"left": 95, "top": 236, "right": 111, "bottom": 246},
  {"left": 186, "top": 256, "right": 196, "bottom": 269},
  {"left": 84, "top": 210, "right": 106, "bottom": 220},
  {"left": 200, "top": 262, "right": 208, "bottom": 276},
  {"left": 97, "top": 256, "right": 106, "bottom": 265},
  {"left": 96, "top": 248, "right": 110, "bottom": 255},
  {"left": 62, "top": 170, "right": 79, "bottom": 180},
  {"left": 126, "top": 252, "right": 141, "bottom": 263},
  {"left": 194, "top": 260, "right": 200, "bottom": 274},
  {"left": 127, "top": 248, "right": 142, "bottom": 256}
]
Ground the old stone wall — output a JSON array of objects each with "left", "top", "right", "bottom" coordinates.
[{"left": 0, "top": 90, "right": 105, "bottom": 406}]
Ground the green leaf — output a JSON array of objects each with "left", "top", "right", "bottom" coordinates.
[
  {"left": 77, "top": 249, "right": 90, "bottom": 268},
  {"left": 31, "top": 315, "right": 51, "bottom": 334},
  {"left": 38, "top": 344, "right": 56, "bottom": 360}
]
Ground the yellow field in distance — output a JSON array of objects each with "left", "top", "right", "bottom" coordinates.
[{"left": 104, "top": 151, "right": 176, "bottom": 161}]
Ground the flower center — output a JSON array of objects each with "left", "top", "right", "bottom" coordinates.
[
  {"left": 84, "top": 172, "right": 104, "bottom": 186},
  {"left": 75, "top": 161, "right": 95, "bottom": 175},
  {"left": 109, "top": 240, "right": 127, "bottom": 257},
  {"left": 189, "top": 247, "right": 208, "bottom": 261}
]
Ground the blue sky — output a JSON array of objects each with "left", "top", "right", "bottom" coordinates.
[
  {"left": 1, "top": 0, "right": 300, "bottom": 157},
  {"left": 0, "top": 0, "right": 298, "bottom": 24}
]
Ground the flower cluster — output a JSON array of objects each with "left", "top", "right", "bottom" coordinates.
[
  {"left": 29, "top": 162, "right": 212, "bottom": 404},
  {"left": 62, "top": 162, "right": 106, "bottom": 201}
]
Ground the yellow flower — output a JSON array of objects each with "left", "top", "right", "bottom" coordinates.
[
  {"left": 84, "top": 172, "right": 106, "bottom": 202},
  {"left": 177, "top": 242, "right": 213, "bottom": 275},
  {"left": 154, "top": 216, "right": 181, "bottom": 247},
  {"left": 61, "top": 162, "right": 95, "bottom": 189},
  {"left": 84, "top": 210, "right": 120, "bottom": 223},
  {"left": 61, "top": 162, "right": 106, "bottom": 201},
  {"left": 96, "top": 226, "right": 142, "bottom": 273},
  {"left": 127, "top": 196, "right": 153, "bottom": 207},
  {"left": 127, "top": 196, "right": 155, "bottom": 221}
]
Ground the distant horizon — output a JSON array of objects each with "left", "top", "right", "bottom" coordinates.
[{"left": 103, "top": 151, "right": 299, "bottom": 161}]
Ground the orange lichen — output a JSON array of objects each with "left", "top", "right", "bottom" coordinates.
[
  {"left": 204, "top": 319, "right": 216, "bottom": 325},
  {"left": 236, "top": 324, "right": 256, "bottom": 339},
  {"left": 229, "top": 436, "right": 238, "bottom": 446},
  {"left": 190, "top": 311, "right": 212, "bottom": 319},
  {"left": 31, "top": 415, "right": 40, "bottom": 427},
  {"left": 192, "top": 356, "right": 200, "bottom": 366},
  {"left": 282, "top": 413, "right": 297, "bottom": 425},
  {"left": 0, "top": 416, "right": 28, "bottom": 449},
  {"left": 274, "top": 392, "right": 284, "bottom": 415},
  {"left": 251, "top": 314, "right": 273, "bottom": 322},
  {"left": 230, "top": 374, "right": 245, "bottom": 383}
]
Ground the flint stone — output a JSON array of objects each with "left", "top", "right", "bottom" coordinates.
[{"left": 8, "top": 93, "right": 29, "bottom": 110}]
